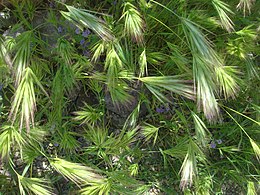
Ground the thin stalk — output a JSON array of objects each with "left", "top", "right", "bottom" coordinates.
[{"left": 222, "top": 105, "right": 260, "bottom": 126}]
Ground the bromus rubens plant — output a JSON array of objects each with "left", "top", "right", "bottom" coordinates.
[{"left": 0, "top": 0, "right": 259, "bottom": 194}]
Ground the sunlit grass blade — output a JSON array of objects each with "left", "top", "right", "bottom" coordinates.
[
  {"left": 191, "top": 111, "right": 211, "bottom": 147},
  {"left": 141, "top": 123, "right": 159, "bottom": 145},
  {"left": 9, "top": 67, "right": 48, "bottom": 132},
  {"left": 105, "top": 43, "right": 131, "bottom": 103},
  {"left": 122, "top": 101, "right": 141, "bottom": 130},
  {"left": 144, "top": 84, "right": 168, "bottom": 103},
  {"left": 107, "top": 81, "right": 132, "bottom": 104},
  {"left": 122, "top": 2, "right": 145, "bottom": 44},
  {"left": 244, "top": 57, "right": 259, "bottom": 79},
  {"left": 57, "top": 38, "right": 74, "bottom": 65},
  {"left": 12, "top": 31, "right": 33, "bottom": 85},
  {"left": 181, "top": 18, "right": 219, "bottom": 63},
  {"left": 59, "top": 130, "right": 79, "bottom": 153},
  {"left": 18, "top": 175, "right": 54, "bottom": 195},
  {"left": 247, "top": 181, "right": 257, "bottom": 195},
  {"left": 105, "top": 44, "right": 123, "bottom": 75},
  {"left": 116, "top": 127, "right": 138, "bottom": 148},
  {"left": 181, "top": 18, "right": 224, "bottom": 121},
  {"left": 237, "top": 0, "right": 256, "bottom": 16},
  {"left": 0, "top": 36, "right": 13, "bottom": 69},
  {"left": 91, "top": 40, "right": 107, "bottom": 62},
  {"left": 179, "top": 139, "right": 205, "bottom": 191},
  {"left": 80, "top": 180, "right": 111, "bottom": 195},
  {"left": 74, "top": 103, "right": 103, "bottom": 126},
  {"left": 139, "top": 48, "right": 148, "bottom": 77},
  {"left": 138, "top": 76, "right": 195, "bottom": 101},
  {"left": 215, "top": 66, "right": 240, "bottom": 99},
  {"left": 212, "top": 0, "right": 234, "bottom": 32},
  {"left": 49, "top": 158, "right": 104, "bottom": 186},
  {"left": 129, "top": 163, "right": 139, "bottom": 177},
  {"left": 179, "top": 142, "right": 197, "bottom": 190},
  {"left": 193, "top": 55, "right": 220, "bottom": 122},
  {"left": 84, "top": 127, "right": 116, "bottom": 160},
  {"left": 0, "top": 125, "right": 25, "bottom": 160},
  {"left": 61, "top": 5, "right": 114, "bottom": 41},
  {"left": 249, "top": 139, "right": 260, "bottom": 162}
]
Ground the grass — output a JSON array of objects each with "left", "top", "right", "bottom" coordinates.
[{"left": 0, "top": 0, "right": 259, "bottom": 194}]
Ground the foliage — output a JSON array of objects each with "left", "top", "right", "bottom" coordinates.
[{"left": 0, "top": 0, "right": 259, "bottom": 194}]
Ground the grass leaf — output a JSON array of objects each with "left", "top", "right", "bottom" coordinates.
[
  {"left": 122, "top": 2, "right": 145, "bottom": 44},
  {"left": 61, "top": 5, "right": 114, "bottom": 41}
]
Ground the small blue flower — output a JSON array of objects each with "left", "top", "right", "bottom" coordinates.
[
  {"left": 80, "top": 39, "right": 85, "bottom": 45},
  {"left": 83, "top": 50, "right": 90, "bottom": 57},
  {"left": 57, "top": 26, "right": 63, "bottom": 33},
  {"left": 113, "top": 1, "right": 117, "bottom": 5},
  {"left": 216, "top": 139, "right": 222, "bottom": 144},
  {"left": 0, "top": 84, "right": 3, "bottom": 91},
  {"left": 54, "top": 143, "right": 59, "bottom": 147},
  {"left": 165, "top": 106, "right": 170, "bottom": 112},
  {"left": 156, "top": 107, "right": 165, "bottom": 113},
  {"left": 75, "top": 28, "right": 81, "bottom": 34},
  {"left": 82, "top": 29, "right": 91, "bottom": 37},
  {"left": 210, "top": 141, "right": 216, "bottom": 148}
]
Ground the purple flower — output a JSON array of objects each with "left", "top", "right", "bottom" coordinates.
[
  {"left": 83, "top": 50, "right": 90, "bottom": 57},
  {"left": 82, "top": 29, "right": 91, "bottom": 37},
  {"left": 210, "top": 141, "right": 216, "bottom": 148},
  {"left": 165, "top": 106, "right": 170, "bottom": 112},
  {"left": 57, "top": 26, "right": 63, "bottom": 33},
  {"left": 216, "top": 139, "right": 222, "bottom": 144},
  {"left": 0, "top": 84, "right": 3, "bottom": 91},
  {"left": 84, "top": 41, "right": 90, "bottom": 47},
  {"left": 113, "top": 1, "right": 117, "bottom": 5},
  {"left": 80, "top": 39, "right": 85, "bottom": 45},
  {"left": 54, "top": 143, "right": 59, "bottom": 147},
  {"left": 156, "top": 107, "right": 165, "bottom": 113},
  {"left": 75, "top": 28, "right": 81, "bottom": 34}
]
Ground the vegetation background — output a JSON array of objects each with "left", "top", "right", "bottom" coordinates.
[{"left": 0, "top": 0, "right": 259, "bottom": 194}]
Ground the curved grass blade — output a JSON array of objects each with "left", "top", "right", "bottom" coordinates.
[
  {"left": 212, "top": 0, "right": 234, "bottom": 32},
  {"left": 139, "top": 75, "right": 195, "bottom": 101},
  {"left": 122, "top": 2, "right": 145, "bottom": 44},
  {"left": 61, "top": 5, "right": 114, "bottom": 41}
]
